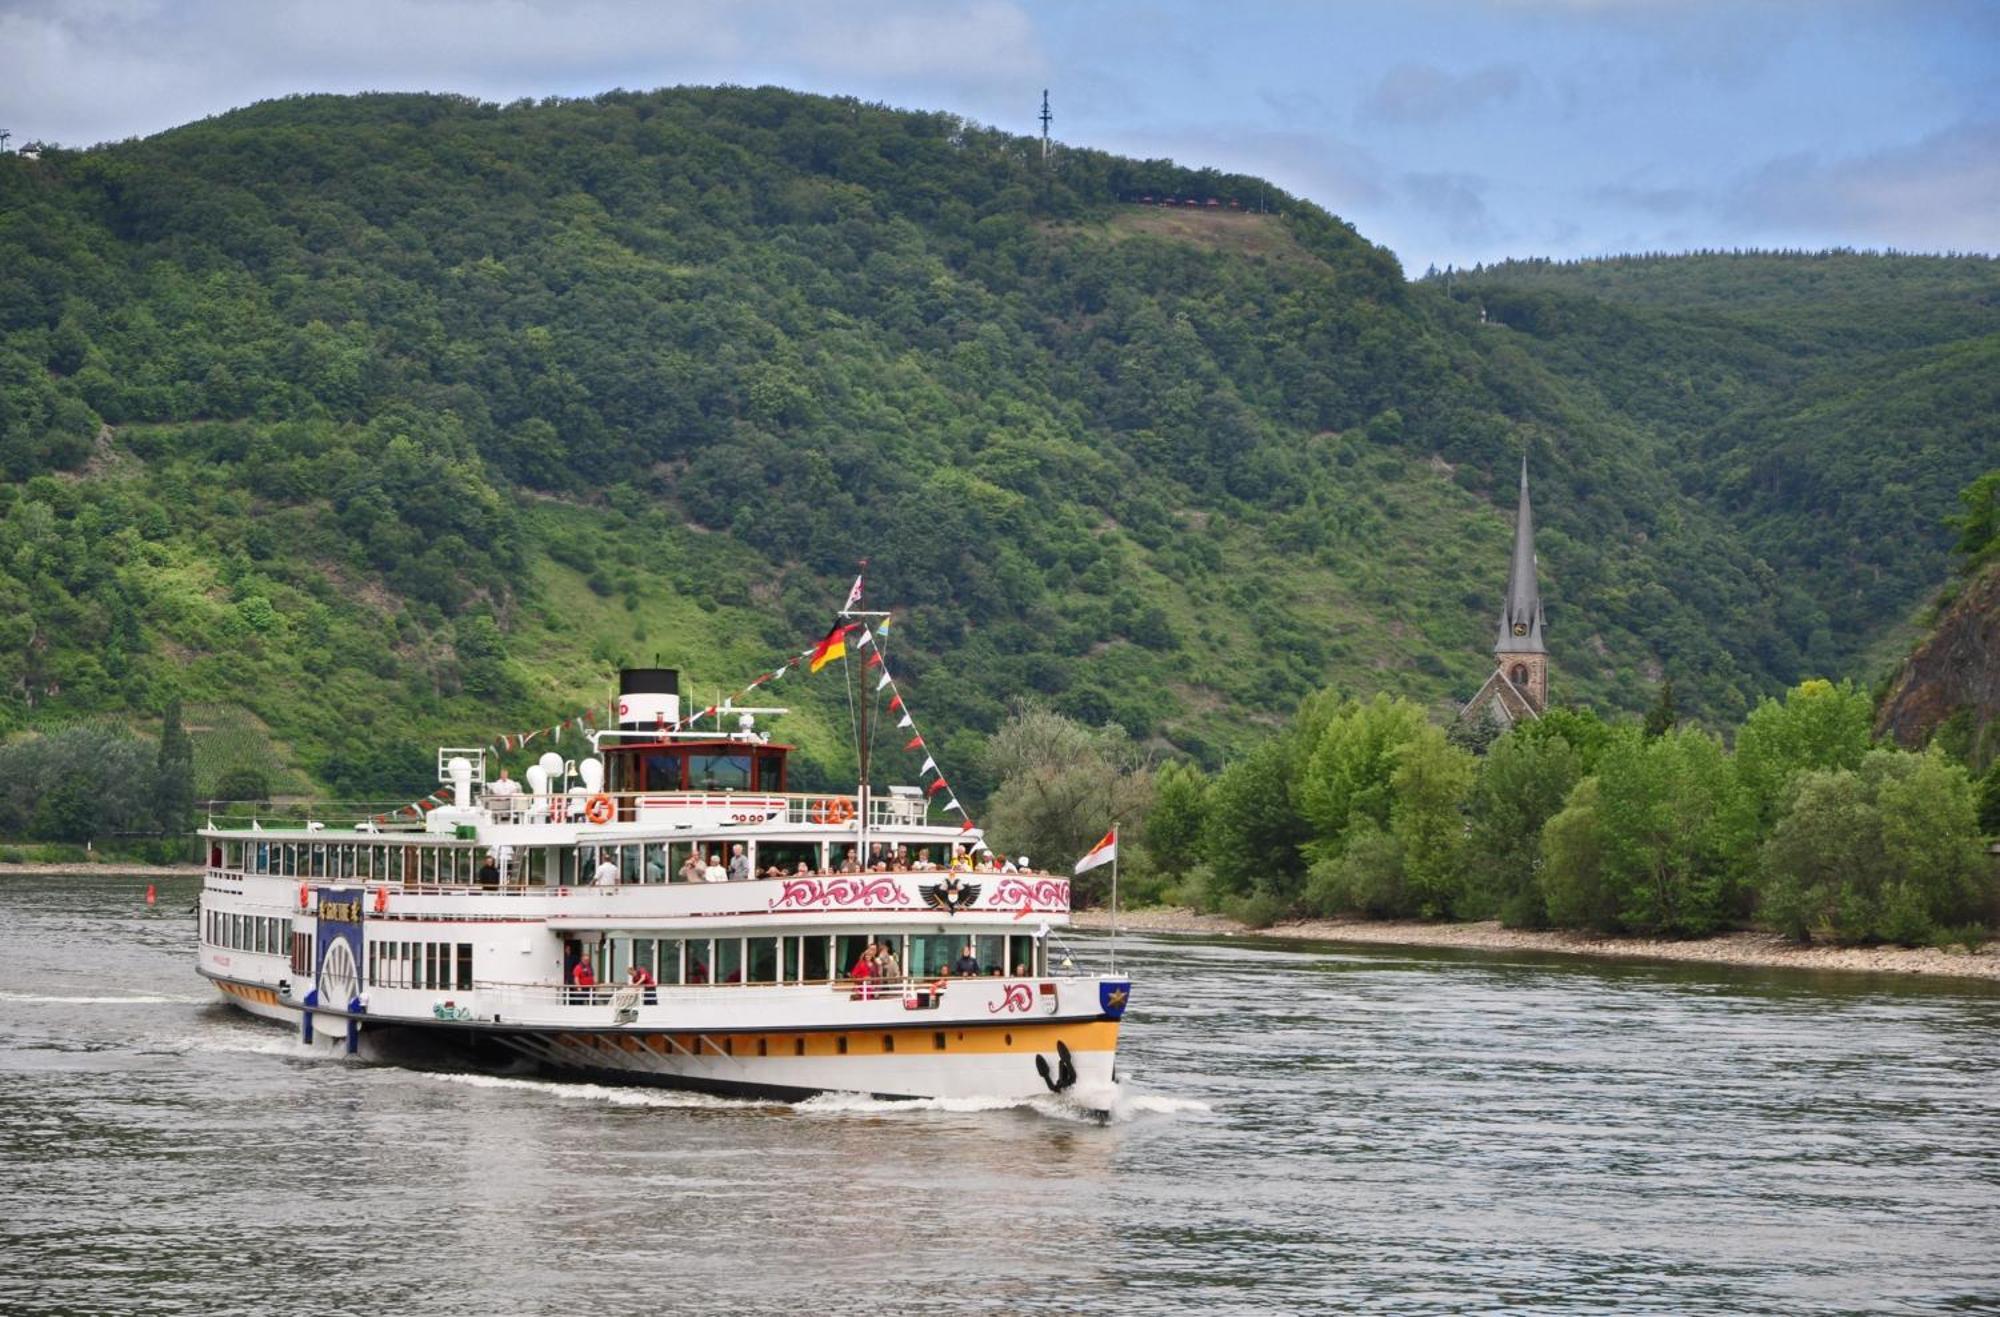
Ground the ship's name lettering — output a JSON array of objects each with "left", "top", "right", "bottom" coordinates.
[{"left": 317, "top": 899, "right": 361, "bottom": 924}]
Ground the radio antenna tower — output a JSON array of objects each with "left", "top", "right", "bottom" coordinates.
[{"left": 1039, "top": 89, "right": 1052, "bottom": 161}]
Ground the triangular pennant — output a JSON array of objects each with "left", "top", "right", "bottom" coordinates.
[
  {"left": 927, "top": 777, "right": 948, "bottom": 796},
  {"left": 875, "top": 671, "right": 890, "bottom": 691},
  {"left": 943, "top": 797, "right": 963, "bottom": 813},
  {"left": 904, "top": 735, "right": 923, "bottom": 750},
  {"left": 864, "top": 652, "right": 883, "bottom": 670},
  {"left": 920, "top": 756, "right": 937, "bottom": 775},
  {"left": 852, "top": 629, "right": 873, "bottom": 649},
  {"left": 888, "top": 694, "right": 903, "bottom": 712},
  {"left": 960, "top": 818, "right": 976, "bottom": 832},
  {"left": 897, "top": 712, "right": 913, "bottom": 728}
]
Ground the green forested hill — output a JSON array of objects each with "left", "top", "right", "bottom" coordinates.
[{"left": 1, "top": 87, "right": 1994, "bottom": 800}]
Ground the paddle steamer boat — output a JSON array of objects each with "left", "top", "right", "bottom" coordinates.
[{"left": 196, "top": 638, "right": 1131, "bottom": 1106}]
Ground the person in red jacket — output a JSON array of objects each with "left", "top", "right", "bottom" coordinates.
[
  {"left": 571, "top": 954, "right": 596, "bottom": 1005},
  {"left": 849, "top": 943, "right": 878, "bottom": 1000},
  {"left": 627, "top": 962, "right": 657, "bottom": 1006}
]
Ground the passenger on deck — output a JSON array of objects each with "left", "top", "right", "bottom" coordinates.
[
  {"left": 849, "top": 943, "right": 879, "bottom": 1000},
  {"left": 892, "top": 845, "right": 912, "bottom": 871},
  {"left": 645, "top": 848, "right": 666, "bottom": 884},
  {"left": 988, "top": 966, "right": 1003, "bottom": 976},
  {"left": 702, "top": 853, "right": 728, "bottom": 883},
  {"left": 487, "top": 767, "right": 522, "bottom": 819},
  {"left": 837, "top": 852, "right": 860, "bottom": 873},
  {"left": 728, "top": 843, "right": 751, "bottom": 882},
  {"left": 591, "top": 851, "right": 619, "bottom": 886},
  {"left": 477, "top": 853, "right": 500, "bottom": 888},
  {"left": 794, "top": 860, "right": 812, "bottom": 875},
  {"left": 953, "top": 944, "right": 981, "bottom": 976},
  {"left": 628, "top": 962, "right": 657, "bottom": 1005},
  {"left": 875, "top": 939, "right": 901, "bottom": 981},
  {"left": 679, "top": 852, "right": 704, "bottom": 884},
  {"left": 571, "top": 954, "right": 596, "bottom": 1004},
  {"left": 950, "top": 846, "right": 972, "bottom": 871}
]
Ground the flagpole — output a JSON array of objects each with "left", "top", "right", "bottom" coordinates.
[{"left": 1110, "top": 823, "right": 1119, "bottom": 975}]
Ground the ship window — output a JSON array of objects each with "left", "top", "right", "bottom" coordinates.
[
  {"left": 803, "top": 936, "right": 830, "bottom": 982},
  {"left": 1009, "top": 935, "right": 1037, "bottom": 978},
  {"left": 714, "top": 938, "right": 743, "bottom": 985},
  {"left": 746, "top": 938, "right": 779, "bottom": 984},
  {"left": 794, "top": 1038, "right": 805, "bottom": 1057},
  {"left": 641, "top": 843, "right": 667, "bottom": 884},
  {"left": 684, "top": 939, "right": 711, "bottom": 985},
  {"left": 781, "top": 938, "right": 799, "bottom": 982},
  {"left": 935, "top": 1033, "right": 947, "bottom": 1050},
  {"left": 909, "top": 935, "right": 960, "bottom": 978},
  {"left": 836, "top": 1036, "right": 848, "bottom": 1055},
  {"left": 835, "top": 935, "right": 871, "bottom": 981},
  {"left": 882, "top": 1035, "right": 894, "bottom": 1053},
  {"left": 688, "top": 754, "right": 751, "bottom": 791},
  {"left": 457, "top": 944, "right": 473, "bottom": 991}
]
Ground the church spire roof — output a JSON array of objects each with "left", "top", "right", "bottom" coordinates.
[{"left": 1496, "top": 455, "right": 1545, "bottom": 655}]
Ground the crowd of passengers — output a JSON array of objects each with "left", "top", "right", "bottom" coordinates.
[{"left": 460, "top": 842, "right": 1029, "bottom": 890}]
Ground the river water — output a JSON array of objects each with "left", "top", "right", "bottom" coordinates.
[{"left": 3, "top": 874, "right": 1997, "bottom": 1316}]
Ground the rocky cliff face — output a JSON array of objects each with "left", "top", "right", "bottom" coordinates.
[{"left": 1877, "top": 563, "right": 2000, "bottom": 766}]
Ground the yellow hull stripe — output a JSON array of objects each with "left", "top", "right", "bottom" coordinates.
[
  {"left": 555, "top": 1019, "right": 1119, "bottom": 1060},
  {"left": 216, "top": 981, "right": 281, "bottom": 1008}
]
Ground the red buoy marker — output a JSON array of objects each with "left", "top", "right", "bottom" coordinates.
[{"left": 145, "top": 884, "right": 157, "bottom": 906}]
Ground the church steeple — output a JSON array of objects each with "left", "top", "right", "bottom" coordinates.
[
  {"left": 1495, "top": 456, "right": 1545, "bottom": 656},
  {"left": 1461, "top": 455, "right": 1551, "bottom": 726}
]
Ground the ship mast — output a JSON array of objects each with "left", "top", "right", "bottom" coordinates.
[{"left": 839, "top": 562, "right": 886, "bottom": 863}]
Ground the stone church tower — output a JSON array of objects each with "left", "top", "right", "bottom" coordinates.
[{"left": 1462, "top": 457, "right": 1548, "bottom": 725}]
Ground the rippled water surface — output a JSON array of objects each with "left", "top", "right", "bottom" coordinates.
[{"left": 4, "top": 875, "right": 1998, "bottom": 1315}]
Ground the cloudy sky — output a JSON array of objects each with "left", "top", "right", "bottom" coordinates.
[{"left": 2, "top": 0, "right": 1994, "bottom": 272}]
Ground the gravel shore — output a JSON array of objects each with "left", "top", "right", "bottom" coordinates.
[
  {"left": 1070, "top": 907, "right": 2000, "bottom": 981},
  {"left": 0, "top": 862, "right": 197, "bottom": 878}
]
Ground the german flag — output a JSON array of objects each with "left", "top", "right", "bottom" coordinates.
[{"left": 808, "top": 622, "right": 851, "bottom": 673}]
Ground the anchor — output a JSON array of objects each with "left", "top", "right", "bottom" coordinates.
[{"left": 1034, "top": 1039, "right": 1077, "bottom": 1094}]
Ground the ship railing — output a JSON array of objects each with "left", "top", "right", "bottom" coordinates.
[
  {"left": 469, "top": 973, "right": 1050, "bottom": 1010},
  {"left": 202, "top": 789, "right": 938, "bottom": 832},
  {"left": 481, "top": 788, "right": 932, "bottom": 829}
]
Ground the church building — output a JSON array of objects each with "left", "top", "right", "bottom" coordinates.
[{"left": 1461, "top": 457, "right": 1548, "bottom": 726}]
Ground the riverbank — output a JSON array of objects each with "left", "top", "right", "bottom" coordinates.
[
  {"left": 0, "top": 862, "right": 197, "bottom": 878},
  {"left": 1071, "top": 907, "right": 2000, "bottom": 981}
]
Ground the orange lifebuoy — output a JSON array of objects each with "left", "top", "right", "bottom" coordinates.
[
  {"left": 584, "top": 793, "right": 615, "bottom": 825},
  {"left": 814, "top": 797, "right": 855, "bottom": 825}
]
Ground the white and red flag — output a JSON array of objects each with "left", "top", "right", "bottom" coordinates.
[
  {"left": 1074, "top": 827, "right": 1118, "bottom": 875},
  {"left": 843, "top": 572, "right": 864, "bottom": 610}
]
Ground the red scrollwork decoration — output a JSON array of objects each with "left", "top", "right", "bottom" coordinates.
[
  {"left": 988, "top": 877, "right": 1069, "bottom": 910},
  {"left": 987, "top": 982, "right": 1037, "bottom": 1014},
  {"left": 766, "top": 877, "right": 909, "bottom": 911}
]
